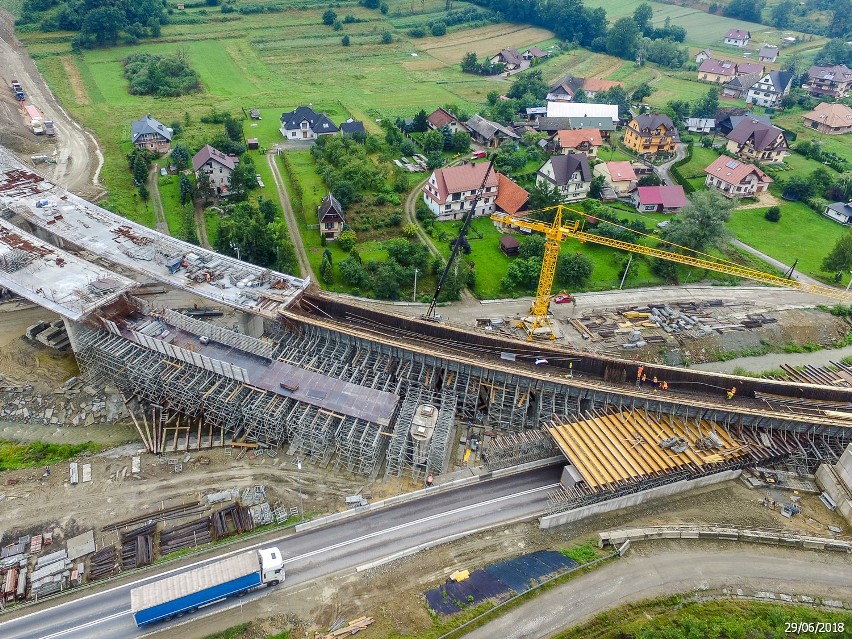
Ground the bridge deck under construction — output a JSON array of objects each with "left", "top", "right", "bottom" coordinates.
[{"left": 548, "top": 408, "right": 776, "bottom": 492}]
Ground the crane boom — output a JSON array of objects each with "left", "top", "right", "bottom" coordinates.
[{"left": 492, "top": 205, "right": 852, "bottom": 340}]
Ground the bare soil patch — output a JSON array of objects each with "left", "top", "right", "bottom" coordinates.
[
  {"left": 419, "top": 25, "right": 553, "bottom": 64},
  {"left": 59, "top": 55, "right": 90, "bottom": 106}
]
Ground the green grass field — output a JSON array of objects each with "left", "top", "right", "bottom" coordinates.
[{"left": 727, "top": 200, "right": 846, "bottom": 278}]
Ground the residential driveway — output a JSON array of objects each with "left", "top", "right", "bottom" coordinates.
[
  {"left": 267, "top": 151, "right": 313, "bottom": 280},
  {"left": 656, "top": 142, "right": 688, "bottom": 186},
  {"left": 464, "top": 543, "right": 852, "bottom": 639},
  {"left": 737, "top": 190, "right": 781, "bottom": 209},
  {"left": 729, "top": 238, "right": 823, "bottom": 286}
]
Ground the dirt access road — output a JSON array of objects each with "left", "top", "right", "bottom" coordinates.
[{"left": 0, "top": 10, "right": 103, "bottom": 199}]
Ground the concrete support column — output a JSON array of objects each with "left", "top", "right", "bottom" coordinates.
[{"left": 237, "top": 311, "right": 263, "bottom": 338}]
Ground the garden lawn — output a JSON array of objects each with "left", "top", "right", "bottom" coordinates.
[
  {"left": 678, "top": 145, "right": 720, "bottom": 179},
  {"left": 156, "top": 173, "right": 187, "bottom": 238},
  {"left": 727, "top": 199, "right": 847, "bottom": 279}
]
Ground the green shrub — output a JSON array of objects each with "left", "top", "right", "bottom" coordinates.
[{"left": 764, "top": 206, "right": 781, "bottom": 222}]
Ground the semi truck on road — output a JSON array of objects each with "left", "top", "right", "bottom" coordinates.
[
  {"left": 11, "top": 80, "right": 24, "bottom": 100},
  {"left": 23, "top": 104, "right": 44, "bottom": 135},
  {"left": 130, "top": 547, "right": 284, "bottom": 626}
]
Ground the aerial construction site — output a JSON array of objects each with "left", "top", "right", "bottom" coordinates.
[{"left": 1, "top": 144, "right": 852, "bottom": 626}]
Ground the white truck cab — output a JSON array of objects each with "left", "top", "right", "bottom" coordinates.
[{"left": 258, "top": 547, "right": 285, "bottom": 586}]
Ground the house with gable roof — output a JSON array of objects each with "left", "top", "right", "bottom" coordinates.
[
  {"left": 745, "top": 70, "right": 794, "bottom": 108},
  {"left": 695, "top": 49, "right": 713, "bottom": 64},
  {"left": 422, "top": 162, "right": 500, "bottom": 221},
  {"left": 593, "top": 161, "right": 637, "bottom": 196},
  {"left": 698, "top": 59, "right": 737, "bottom": 83},
  {"left": 317, "top": 193, "right": 345, "bottom": 240},
  {"left": 280, "top": 106, "right": 339, "bottom": 140},
  {"left": 704, "top": 155, "right": 773, "bottom": 197},
  {"left": 805, "top": 65, "right": 852, "bottom": 99},
  {"left": 490, "top": 48, "right": 523, "bottom": 70},
  {"left": 536, "top": 154, "right": 592, "bottom": 202},
  {"left": 545, "top": 75, "right": 623, "bottom": 102},
  {"left": 427, "top": 107, "right": 463, "bottom": 134},
  {"left": 623, "top": 114, "right": 679, "bottom": 155},
  {"left": 192, "top": 144, "right": 238, "bottom": 195},
  {"left": 553, "top": 128, "right": 603, "bottom": 158},
  {"left": 802, "top": 102, "right": 852, "bottom": 135},
  {"left": 724, "top": 29, "right": 750, "bottom": 47},
  {"left": 131, "top": 114, "right": 173, "bottom": 153},
  {"left": 758, "top": 45, "right": 779, "bottom": 63},
  {"left": 725, "top": 118, "right": 788, "bottom": 163},
  {"left": 465, "top": 114, "right": 520, "bottom": 148},
  {"left": 631, "top": 186, "right": 687, "bottom": 213}
]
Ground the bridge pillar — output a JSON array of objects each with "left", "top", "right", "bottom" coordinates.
[{"left": 237, "top": 311, "right": 263, "bottom": 338}]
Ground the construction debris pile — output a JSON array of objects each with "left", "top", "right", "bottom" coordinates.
[
  {"left": 318, "top": 616, "right": 375, "bottom": 638},
  {"left": 567, "top": 301, "right": 777, "bottom": 350},
  {"left": 0, "top": 382, "right": 128, "bottom": 426}
]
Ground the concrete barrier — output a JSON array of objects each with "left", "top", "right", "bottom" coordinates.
[
  {"left": 539, "top": 470, "right": 742, "bottom": 529},
  {"left": 597, "top": 525, "right": 852, "bottom": 553}
]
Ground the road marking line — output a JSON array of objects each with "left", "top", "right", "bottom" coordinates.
[
  {"left": 0, "top": 480, "right": 558, "bottom": 632},
  {"left": 283, "top": 483, "right": 558, "bottom": 564},
  {"left": 37, "top": 610, "right": 133, "bottom": 639}
]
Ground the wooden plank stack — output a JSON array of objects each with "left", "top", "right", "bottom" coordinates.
[{"left": 319, "top": 617, "right": 374, "bottom": 638}]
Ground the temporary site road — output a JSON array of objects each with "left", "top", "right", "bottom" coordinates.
[{"left": 0, "top": 465, "right": 562, "bottom": 639}]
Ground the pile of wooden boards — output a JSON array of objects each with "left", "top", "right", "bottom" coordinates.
[
  {"left": 88, "top": 546, "right": 117, "bottom": 580},
  {"left": 319, "top": 617, "right": 374, "bottom": 638}
]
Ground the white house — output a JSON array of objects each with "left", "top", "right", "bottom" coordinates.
[
  {"left": 422, "top": 162, "right": 499, "bottom": 221},
  {"left": 758, "top": 45, "right": 779, "bottom": 63},
  {"left": 745, "top": 71, "right": 794, "bottom": 108},
  {"left": 704, "top": 155, "right": 773, "bottom": 198},
  {"left": 280, "top": 106, "right": 339, "bottom": 140},
  {"left": 545, "top": 101, "right": 619, "bottom": 124},
  {"left": 535, "top": 154, "right": 592, "bottom": 202},
  {"left": 593, "top": 161, "right": 637, "bottom": 196},
  {"left": 695, "top": 49, "right": 713, "bottom": 64},
  {"left": 724, "top": 29, "right": 750, "bottom": 47}
]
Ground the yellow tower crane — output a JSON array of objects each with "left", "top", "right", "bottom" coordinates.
[{"left": 492, "top": 204, "right": 852, "bottom": 341}]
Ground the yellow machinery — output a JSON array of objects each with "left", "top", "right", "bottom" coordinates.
[{"left": 492, "top": 204, "right": 852, "bottom": 340}]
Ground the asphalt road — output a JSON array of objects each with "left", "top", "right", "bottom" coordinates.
[
  {"left": 465, "top": 545, "right": 852, "bottom": 639},
  {"left": 0, "top": 465, "right": 562, "bottom": 639}
]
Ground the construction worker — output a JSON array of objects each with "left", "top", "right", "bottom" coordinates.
[
  {"left": 641, "top": 373, "right": 647, "bottom": 386},
  {"left": 426, "top": 473, "right": 434, "bottom": 487},
  {"left": 636, "top": 365, "right": 644, "bottom": 387},
  {"left": 652, "top": 376, "right": 659, "bottom": 393},
  {"left": 661, "top": 380, "right": 668, "bottom": 391},
  {"left": 726, "top": 386, "right": 737, "bottom": 400}
]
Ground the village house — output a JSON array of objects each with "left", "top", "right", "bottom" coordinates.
[
  {"left": 546, "top": 102, "right": 620, "bottom": 125},
  {"left": 685, "top": 118, "right": 716, "bottom": 134},
  {"left": 279, "top": 106, "right": 339, "bottom": 140},
  {"left": 465, "top": 114, "right": 520, "bottom": 148},
  {"left": 722, "top": 72, "right": 763, "bottom": 99},
  {"left": 745, "top": 70, "right": 794, "bottom": 108},
  {"left": 593, "top": 161, "right": 637, "bottom": 196},
  {"left": 695, "top": 49, "right": 713, "bottom": 64},
  {"left": 490, "top": 48, "right": 523, "bottom": 70},
  {"left": 426, "top": 107, "right": 463, "bottom": 134},
  {"left": 736, "top": 61, "right": 765, "bottom": 76},
  {"left": 131, "top": 114, "right": 173, "bottom": 153},
  {"left": 631, "top": 185, "right": 688, "bottom": 213},
  {"left": 805, "top": 65, "right": 852, "bottom": 99},
  {"left": 623, "top": 114, "right": 679, "bottom": 156},
  {"left": 422, "top": 162, "right": 499, "bottom": 221},
  {"left": 535, "top": 154, "right": 592, "bottom": 202},
  {"left": 758, "top": 45, "right": 779, "bottom": 63},
  {"left": 522, "top": 47, "right": 549, "bottom": 62},
  {"left": 545, "top": 75, "right": 622, "bottom": 102},
  {"left": 192, "top": 144, "right": 237, "bottom": 196},
  {"left": 802, "top": 102, "right": 852, "bottom": 135},
  {"left": 824, "top": 202, "right": 852, "bottom": 225},
  {"left": 717, "top": 113, "right": 771, "bottom": 136},
  {"left": 494, "top": 173, "right": 529, "bottom": 217},
  {"left": 317, "top": 193, "right": 345, "bottom": 240},
  {"left": 340, "top": 119, "right": 366, "bottom": 137},
  {"left": 698, "top": 59, "right": 737, "bottom": 83},
  {"left": 724, "top": 29, "right": 750, "bottom": 47},
  {"left": 704, "top": 155, "right": 773, "bottom": 198},
  {"left": 725, "top": 118, "right": 789, "bottom": 164},
  {"left": 553, "top": 128, "right": 603, "bottom": 158}
]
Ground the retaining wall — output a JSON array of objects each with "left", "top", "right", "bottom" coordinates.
[{"left": 539, "top": 470, "right": 742, "bottom": 529}]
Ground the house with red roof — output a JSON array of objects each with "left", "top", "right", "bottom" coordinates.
[
  {"left": 426, "top": 107, "right": 463, "bottom": 134},
  {"left": 593, "top": 161, "right": 637, "bottom": 196},
  {"left": 422, "top": 162, "right": 500, "bottom": 221},
  {"left": 704, "top": 155, "right": 773, "bottom": 198},
  {"left": 494, "top": 173, "right": 529, "bottom": 217},
  {"left": 698, "top": 59, "right": 737, "bottom": 83},
  {"left": 553, "top": 128, "right": 603, "bottom": 158},
  {"left": 724, "top": 29, "right": 750, "bottom": 47},
  {"left": 631, "top": 186, "right": 687, "bottom": 213}
]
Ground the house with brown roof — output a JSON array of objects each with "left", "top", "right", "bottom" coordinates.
[
  {"left": 490, "top": 48, "right": 523, "bottom": 70},
  {"left": 536, "top": 154, "right": 592, "bottom": 202},
  {"left": 725, "top": 119, "right": 788, "bottom": 164},
  {"left": 317, "top": 193, "right": 345, "bottom": 240},
  {"left": 545, "top": 75, "right": 623, "bottom": 102},
  {"left": 465, "top": 114, "right": 520, "bottom": 148},
  {"left": 553, "top": 128, "right": 603, "bottom": 158},
  {"left": 192, "top": 144, "right": 238, "bottom": 195},
  {"left": 522, "top": 47, "right": 549, "bottom": 61},
  {"left": 805, "top": 65, "right": 852, "bottom": 99},
  {"left": 593, "top": 161, "right": 637, "bottom": 196},
  {"left": 422, "top": 162, "right": 500, "bottom": 221},
  {"left": 631, "top": 186, "right": 688, "bottom": 213},
  {"left": 724, "top": 29, "right": 750, "bottom": 47},
  {"left": 698, "top": 59, "right": 738, "bottom": 83},
  {"left": 131, "top": 114, "right": 173, "bottom": 153},
  {"left": 802, "top": 102, "right": 852, "bottom": 135},
  {"left": 704, "top": 155, "right": 773, "bottom": 198},
  {"left": 758, "top": 45, "right": 779, "bottom": 63},
  {"left": 495, "top": 173, "right": 529, "bottom": 216},
  {"left": 736, "top": 61, "right": 765, "bottom": 76},
  {"left": 623, "top": 114, "right": 679, "bottom": 156},
  {"left": 426, "top": 107, "right": 463, "bottom": 134}
]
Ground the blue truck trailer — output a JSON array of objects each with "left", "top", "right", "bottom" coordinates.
[{"left": 130, "top": 547, "right": 284, "bottom": 626}]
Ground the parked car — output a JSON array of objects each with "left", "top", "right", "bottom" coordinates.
[{"left": 552, "top": 293, "right": 573, "bottom": 304}]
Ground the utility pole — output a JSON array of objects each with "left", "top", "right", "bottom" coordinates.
[
  {"left": 619, "top": 253, "right": 633, "bottom": 290},
  {"left": 294, "top": 458, "right": 304, "bottom": 520},
  {"left": 413, "top": 268, "right": 419, "bottom": 302}
]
